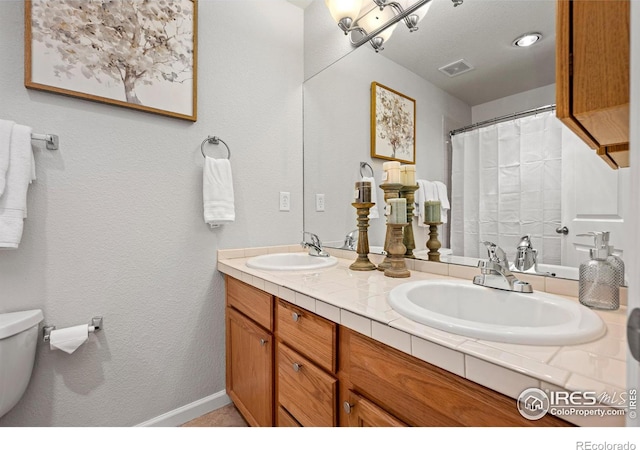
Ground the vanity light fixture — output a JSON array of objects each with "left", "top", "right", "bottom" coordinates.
[
  {"left": 512, "top": 32, "right": 542, "bottom": 47},
  {"left": 325, "top": 0, "right": 460, "bottom": 52}
]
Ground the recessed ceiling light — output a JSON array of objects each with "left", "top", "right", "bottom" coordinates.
[{"left": 512, "top": 32, "right": 542, "bottom": 47}]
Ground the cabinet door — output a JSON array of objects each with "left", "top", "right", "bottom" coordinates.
[
  {"left": 226, "top": 308, "right": 273, "bottom": 427},
  {"left": 556, "top": 0, "right": 630, "bottom": 168},
  {"left": 277, "top": 342, "right": 337, "bottom": 427},
  {"left": 343, "top": 391, "right": 407, "bottom": 427}
]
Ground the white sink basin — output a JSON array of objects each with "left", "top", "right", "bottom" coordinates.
[
  {"left": 246, "top": 253, "right": 338, "bottom": 271},
  {"left": 388, "top": 280, "right": 605, "bottom": 345}
]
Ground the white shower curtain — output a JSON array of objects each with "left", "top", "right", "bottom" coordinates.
[{"left": 450, "top": 110, "right": 563, "bottom": 265}]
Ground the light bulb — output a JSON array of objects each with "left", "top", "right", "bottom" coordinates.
[{"left": 325, "top": 0, "right": 364, "bottom": 25}]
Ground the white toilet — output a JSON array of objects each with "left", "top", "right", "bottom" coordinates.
[{"left": 0, "top": 309, "right": 43, "bottom": 418}]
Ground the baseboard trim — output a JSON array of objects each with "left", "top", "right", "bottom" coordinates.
[{"left": 135, "top": 390, "right": 231, "bottom": 427}]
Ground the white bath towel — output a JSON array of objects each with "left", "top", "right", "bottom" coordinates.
[
  {"left": 361, "top": 176, "right": 380, "bottom": 219},
  {"left": 0, "top": 119, "right": 15, "bottom": 197},
  {"left": 203, "top": 157, "right": 235, "bottom": 227},
  {"left": 434, "top": 181, "right": 450, "bottom": 224},
  {"left": 0, "top": 124, "right": 34, "bottom": 248}
]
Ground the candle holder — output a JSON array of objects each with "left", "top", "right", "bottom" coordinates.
[
  {"left": 384, "top": 223, "right": 410, "bottom": 278},
  {"left": 400, "top": 184, "right": 419, "bottom": 258},
  {"left": 350, "top": 202, "right": 377, "bottom": 271},
  {"left": 425, "top": 221, "right": 443, "bottom": 262},
  {"left": 377, "top": 183, "right": 404, "bottom": 271}
]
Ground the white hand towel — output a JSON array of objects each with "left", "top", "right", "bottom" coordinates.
[
  {"left": 415, "top": 179, "right": 438, "bottom": 228},
  {"left": 361, "top": 176, "right": 380, "bottom": 219},
  {"left": 434, "top": 181, "right": 450, "bottom": 224},
  {"left": 203, "top": 157, "right": 235, "bottom": 227},
  {"left": 0, "top": 124, "right": 34, "bottom": 248},
  {"left": 0, "top": 119, "right": 15, "bottom": 197}
]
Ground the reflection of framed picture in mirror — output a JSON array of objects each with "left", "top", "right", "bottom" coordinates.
[
  {"left": 370, "top": 81, "right": 415, "bottom": 164},
  {"left": 24, "top": 0, "right": 197, "bottom": 122}
]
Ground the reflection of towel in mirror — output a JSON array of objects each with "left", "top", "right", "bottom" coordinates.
[
  {"left": 203, "top": 157, "right": 235, "bottom": 227},
  {"left": 361, "top": 176, "right": 379, "bottom": 219},
  {"left": 415, "top": 179, "right": 450, "bottom": 227}
]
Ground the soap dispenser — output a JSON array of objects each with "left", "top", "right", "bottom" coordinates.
[{"left": 578, "top": 232, "right": 623, "bottom": 310}]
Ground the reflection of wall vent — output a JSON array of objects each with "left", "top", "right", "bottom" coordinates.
[{"left": 438, "top": 59, "right": 475, "bottom": 77}]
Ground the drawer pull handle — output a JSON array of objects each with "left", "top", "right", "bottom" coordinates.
[
  {"left": 259, "top": 338, "right": 268, "bottom": 346},
  {"left": 292, "top": 312, "right": 302, "bottom": 322},
  {"left": 343, "top": 402, "right": 354, "bottom": 414},
  {"left": 292, "top": 362, "right": 302, "bottom": 372}
]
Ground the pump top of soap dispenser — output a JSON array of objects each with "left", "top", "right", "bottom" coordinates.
[{"left": 578, "top": 231, "right": 612, "bottom": 260}]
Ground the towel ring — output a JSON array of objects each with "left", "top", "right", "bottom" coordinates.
[
  {"left": 360, "top": 161, "right": 374, "bottom": 178},
  {"left": 201, "top": 136, "right": 231, "bottom": 159}
]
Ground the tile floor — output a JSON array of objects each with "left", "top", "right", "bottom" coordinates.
[{"left": 181, "top": 403, "right": 248, "bottom": 427}]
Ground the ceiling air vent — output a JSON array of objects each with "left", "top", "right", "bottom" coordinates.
[{"left": 438, "top": 59, "right": 475, "bottom": 77}]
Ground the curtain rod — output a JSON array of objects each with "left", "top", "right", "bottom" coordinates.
[{"left": 449, "top": 104, "right": 556, "bottom": 137}]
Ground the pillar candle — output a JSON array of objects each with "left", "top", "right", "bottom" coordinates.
[
  {"left": 389, "top": 198, "right": 407, "bottom": 223},
  {"left": 383, "top": 161, "right": 401, "bottom": 184},
  {"left": 424, "top": 200, "right": 441, "bottom": 223},
  {"left": 400, "top": 165, "right": 416, "bottom": 185},
  {"left": 355, "top": 181, "right": 372, "bottom": 203}
]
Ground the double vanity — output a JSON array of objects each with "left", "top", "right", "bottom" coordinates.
[{"left": 218, "top": 245, "right": 628, "bottom": 427}]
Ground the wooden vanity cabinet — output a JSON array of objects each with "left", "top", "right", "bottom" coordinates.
[
  {"left": 275, "top": 299, "right": 338, "bottom": 426},
  {"left": 556, "top": 0, "right": 630, "bottom": 168},
  {"left": 225, "top": 277, "right": 274, "bottom": 427},
  {"left": 339, "top": 328, "right": 572, "bottom": 427},
  {"left": 343, "top": 390, "right": 407, "bottom": 427}
]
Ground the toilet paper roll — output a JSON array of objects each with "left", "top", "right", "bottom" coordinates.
[{"left": 49, "top": 324, "right": 89, "bottom": 354}]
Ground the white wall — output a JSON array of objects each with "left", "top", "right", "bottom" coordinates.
[
  {"left": 0, "top": 0, "right": 303, "bottom": 426},
  {"left": 471, "top": 84, "right": 555, "bottom": 124}
]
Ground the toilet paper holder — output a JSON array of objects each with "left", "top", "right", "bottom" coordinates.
[{"left": 43, "top": 317, "right": 103, "bottom": 343}]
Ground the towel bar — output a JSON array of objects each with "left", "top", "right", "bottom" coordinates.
[
  {"left": 201, "top": 136, "right": 230, "bottom": 159},
  {"left": 360, "top": 161, "right": 374, "bottom": 178},
  {"left": 31, "top": 133, "right": 59, "bottom": 150}
]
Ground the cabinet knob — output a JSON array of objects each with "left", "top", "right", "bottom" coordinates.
[
  {"left": 292, "top": 312, "right": 302, "bottom": 322},
  {"left": 556, "top": 226, "right": 569, "bottom": 235},
  {"left": 292, "top": 362, "right": 302, "bottom": 372},
  {"left": 343, "top": 402, "right": 354, "bottom": 414},
  {"left": 259, "top": 338, "right": 268, "bottom": 347}
]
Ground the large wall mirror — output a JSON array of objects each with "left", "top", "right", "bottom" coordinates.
[{"left": 302, "top": 0, "right": 629, "bottom": 282}]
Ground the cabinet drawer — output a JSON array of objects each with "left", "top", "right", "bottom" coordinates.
[
  {"left": 226, "top": 276, "right": 273, "bottom": 331},
  {"left": 277, "top": 342, "right": 337, "bottom": 427},
  {"left": 343, "top": 390, "right": 407, "bottom": 427},
  {"left": 277, "top": 406, "right": 302, "bottom": 427},
  {"left": 276, "top": 299, "right": 337, "bottom": 373}
]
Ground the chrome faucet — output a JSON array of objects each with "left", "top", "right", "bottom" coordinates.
[
  {"left": 473, "top": 241, "right": 533, "bottom": 293},
  {"left": 514, "top": 234, "right": 537, "bottom": 272},
  {"left": 341, "top": 229, "right": 358, "bottom": 251},
  {"left": 301, "top": 231, "right": 330, "bottom": 257},
  {"left": 511, "top": 235, "right": 553, "bottom": 276}
]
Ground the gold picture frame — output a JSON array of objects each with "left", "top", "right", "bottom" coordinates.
[
  {"left": 370, "top": 81, "right": 416, "bottom": 164},
  {"left": 24, "top": 0, "right": 198, "bottom": 122}
]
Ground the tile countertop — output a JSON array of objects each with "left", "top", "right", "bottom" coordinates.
[{"left": 217, "top": 245, "right": 629, "bottom": 427}]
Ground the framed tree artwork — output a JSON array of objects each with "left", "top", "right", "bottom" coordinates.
[
  {"left": 371, "top": 82, "right": 416, "bottom": 164},
  {"left": 24, "top": 0, "right": 197, "bottom": 121}
]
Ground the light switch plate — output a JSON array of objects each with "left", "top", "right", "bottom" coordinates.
[
  {"left": 279, "top": 192, "right": 290, "bottom": 211},
  {"left": 316, "top": 193, "right": 325, "bottom": 212}
]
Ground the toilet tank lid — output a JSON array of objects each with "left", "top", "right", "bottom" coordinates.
[{"left": 0, "top": 309, "right": 44, "bottom": 339}]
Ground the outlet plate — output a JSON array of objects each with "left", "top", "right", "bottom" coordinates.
[
  {"left": 316, "top": 193, "right": 325, "bottom": 212},
  {"left": 279, "top": 192, "right": 290, "bottom": 211}
]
